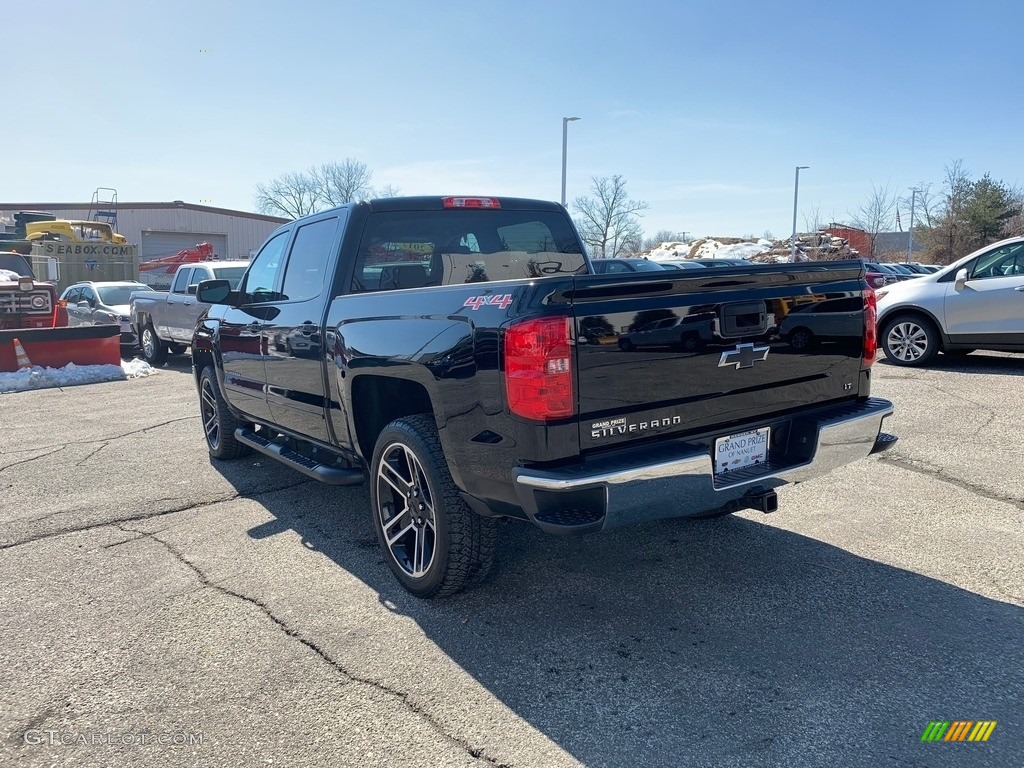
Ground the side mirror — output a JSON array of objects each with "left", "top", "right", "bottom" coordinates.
[
  {"left": 196, "top": 279, "right": 233, "bottom": 305},
  {"left": 77, "top": 300, "right": 91, "bottom": 309},
  {"left": 954, "top": 268, "right": 969, "bottom": 291},
  {"left": 187, "top": 283, "right": 199, "bottom": 295}
]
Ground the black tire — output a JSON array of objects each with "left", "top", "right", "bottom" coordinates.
[
  {"left": 618, "top": 338, "right": 634, "bottom": 351},
  {"left": 370, "top": 414, "right": 496, "bottom": 599},
  {"left": 141, "top": 323, "right": 168, "bottom": 366},
  {"left": 168, "top": 343, "right": 188, "bottom": 355},
  {"left": 788, "top": 327, "right": 813, "bottom": 351},
  {"left": 880, "top": 314, "right": 940, "bottom": 367},
  {"left": 198, "top": 365, "right": 252, "bottom": 460}
]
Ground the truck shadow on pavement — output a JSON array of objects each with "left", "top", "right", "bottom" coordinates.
[{"left": 226, "top": 466, "right": 1023, "bottom": 768}]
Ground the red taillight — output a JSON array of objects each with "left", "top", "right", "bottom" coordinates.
[
  {"left": 504, "top": 316, "right": 574, "bottom": 421},
  {"left": 443, "top": 196, "right": 501, "bottom": 209},
  {"left": 863, "top": 287, "right": 877, "bottom": 365}
]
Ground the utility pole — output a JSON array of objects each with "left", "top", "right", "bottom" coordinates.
[
  {"left": 560, "top": 117, "right": 581, "bottom": 206},
  {"left": 791, "top": 166, "right": 809, "bottom": 261},
  {"left": 908, "top": 188, "right": 919, "bottom": 260}
]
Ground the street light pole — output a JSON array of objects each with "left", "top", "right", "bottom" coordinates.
[
  {"left": 908, "top": 187, "right": 919, "bottom": 260},
  {"left": 790, "top": 165, "right": 809, "bottom": 261},
  {"left": 561, "top": 116, "right": 580, "bottom": 206}
]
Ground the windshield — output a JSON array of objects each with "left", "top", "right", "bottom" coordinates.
[
  {"left": 212, "top": 266, "right": 248, "bottom": 288},
  {"left": 97, "top": 285, "right": 149, "bottom": 305},
  {"left": 0, "top": 253, "right": 35, "bottom": 277}
]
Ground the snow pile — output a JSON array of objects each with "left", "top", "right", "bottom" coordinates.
[
  {"left": 646, "top": 241, "right": 691, "bottom": 261},
  {"left": 0, "top": 359, "right": 157, "bottom": 393},
  {"left": 682, "top": 238, "right": 769, "bottom": 260},
  {"left": 715, "top": 242, "right": 771, "bottom": 260},
  {"left": 122, "top": 358, "right": 158, "bottom": 379}
]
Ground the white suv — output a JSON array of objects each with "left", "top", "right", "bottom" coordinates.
[{"left": 875, "top": 236, "right": 1024, "bottom": 366}]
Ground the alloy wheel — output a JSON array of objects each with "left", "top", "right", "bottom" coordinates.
[
  {"left": 886, "top": 321, "right": 929, "bottom": 362},
  {"left": 375, "top": 442, "right": 436, "bottom": 578},
  {"left": 200, "top": 378, "right": 220, "bottom": 450}
]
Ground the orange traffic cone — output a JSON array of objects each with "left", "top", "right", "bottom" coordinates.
[{"left": 12, "top": 337, "right": 32, "bottom": 370}]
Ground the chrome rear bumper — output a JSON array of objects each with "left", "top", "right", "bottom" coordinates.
[{"left": 513, "top": 398, "right": 895, "bottom": 534}]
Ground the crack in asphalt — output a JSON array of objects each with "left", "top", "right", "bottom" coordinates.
[
  {"left": 0, "top": 479, "right": 316, "bottom": 551},
  {"left": 0, "top": 446, "right": 67, "bottom": 474},
  {"left": 118, "top": 524, "right": 512, "bottom": 768},
  {"left": 0, "top": 416, "right": 200, "bottom": 459},
  {"left": 879, "top": 454, "right": 1024, "bottom": 512},
  {"left": 75, "top": 442, "right": 109, "bottom": 467},
  {"left": 908, "top": 379, "right": 1001, "bottom": 430}
]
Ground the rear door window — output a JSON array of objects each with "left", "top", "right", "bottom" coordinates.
[
  {"left": 172, "top": 268, "right": 193, "bottom": 294},
  {"left": 281, "top": 218, "right": 338, "bottom": 302}
]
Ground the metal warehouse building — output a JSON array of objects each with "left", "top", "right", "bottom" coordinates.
[{"left": 0, "top": 201, "right": 287, "bottom": 261}]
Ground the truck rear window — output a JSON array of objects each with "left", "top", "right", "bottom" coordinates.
[
  {"left": 211, "top": 267, "right": 247, "bottom": 289},
  {"left": 350, "top": 210, "right": 586, "bottom": 292}
]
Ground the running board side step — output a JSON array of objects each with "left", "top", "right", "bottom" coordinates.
[{"left": 235, "top": 428, "right": 364, "bottom": 486}]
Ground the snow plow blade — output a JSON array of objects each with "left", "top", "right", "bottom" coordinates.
[{"left": 0, "top": 326, "right": 121, "bottom": 372}]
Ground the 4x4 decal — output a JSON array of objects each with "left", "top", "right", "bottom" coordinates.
[{"left": 464, "top": 294, "right": 513, "bottom": 310}]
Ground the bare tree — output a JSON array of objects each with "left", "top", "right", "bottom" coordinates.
[
  {"left": 851, "top": 183, "right": 898, "bottom": 257},
  {"left": 642, "top": 229, "right": 680, "bottom": 250},
  {"left": 572, "top": 175, "right": 649, "bottom": 259},
  {"left": 254, "top": 172, "right": 321, "bottom": 218},
  {"left": 1003, "top": 186, "right": 1024, "bottom": 237},
  {"left": 254, "top": 158, "right": 400, "bottom": 219},
  {"left": 312, "top": 160, "right": 375, "bottom": 206},
  {"left": 375, "top": 184, "right": 402, "bottom": 199},
  {"left": 801, "top": 203, "right": 823, "bottom": 233},
  {"left": 899, "top": 182, "right": 938, "bottom": 229}
]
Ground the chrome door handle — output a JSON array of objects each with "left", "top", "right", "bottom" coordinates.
[{"left": 1015, "top": 285, "right": 1024, "bottom": 292}]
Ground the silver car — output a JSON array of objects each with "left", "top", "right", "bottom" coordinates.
[
  {"left": 875, "top": 237, "right": 1024, "bottom": 365},
  {"left": 60, "top": 280, "right": 151, "bottom": 349}
]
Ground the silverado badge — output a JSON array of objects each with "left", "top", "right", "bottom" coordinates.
[{"left": 718, "top": 342, "right": 770, "bottom": 370}]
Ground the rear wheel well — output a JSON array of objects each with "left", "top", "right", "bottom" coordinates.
[
  {"left": 880, "top": 309, "right": 944, "bottom": 349},
  {"left": 193, "top": 348, "right": 214, "bottom": 385},
  {"left": 351, "top": 375, "right": 434, "bottom": 460}
]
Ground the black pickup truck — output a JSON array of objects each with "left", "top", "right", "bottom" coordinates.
[{"left": 192, "top": 196, "right": 896, "bottom": 598}]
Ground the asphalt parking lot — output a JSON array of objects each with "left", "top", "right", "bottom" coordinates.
[{"left": 1, "top": 353, "right": 1022, "bottom": 767}]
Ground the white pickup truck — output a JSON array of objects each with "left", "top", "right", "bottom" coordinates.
[{"left": 130, "top": 260, "right": 249, "bottom": 364}]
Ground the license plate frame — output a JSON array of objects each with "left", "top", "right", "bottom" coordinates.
[{"left": 713, "top": 427, "right": 770, "bottom": 475}]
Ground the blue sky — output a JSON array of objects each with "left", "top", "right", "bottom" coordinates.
[{"left": 3, "top": 0, "right": 1022, "bottom": 239}]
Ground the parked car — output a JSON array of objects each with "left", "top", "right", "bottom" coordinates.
[
  {"left": 130, "top": 261, "right": 250, "bottom": 364},
  {"left": 876, "top": 236, "right": 1024, "bottom": 365},
  {"left": 654, "top": 260, "right": 707, "bottom": 270},
  {"left": 883, "top": 262, "right": 924, "bottom": 278},
  {"left": 863, "top": 262, "right": 908, "bottom": 283},
  {"left": 60, "top": 280, "right": 151, "bottom": 349},
  {"left": 589, "top": 258, "right": 667, "bottom": 274},
  {"left": 691, "top": 258, "right": 754, "bottom": 267},
  {"left": 895, "top": 262, "right": 933, "bottom": 275}
]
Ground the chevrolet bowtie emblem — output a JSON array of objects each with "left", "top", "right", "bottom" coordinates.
[{"left": 718, "top": 342, "right": 770, "bottom": 369}]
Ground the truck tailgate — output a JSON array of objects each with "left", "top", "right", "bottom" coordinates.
[{"left": 567, "top": 262, "right": 869, "bottom": 453}]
